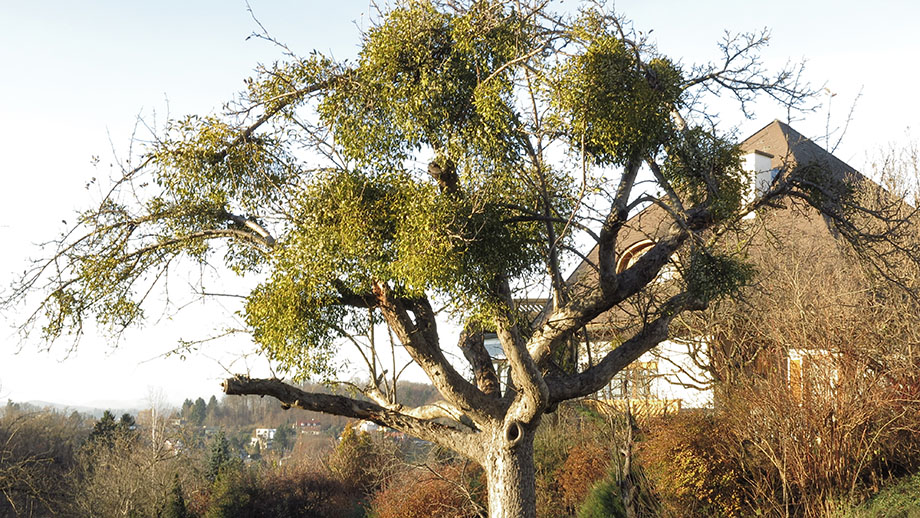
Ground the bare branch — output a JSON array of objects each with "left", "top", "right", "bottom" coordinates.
[{"left": 223, "top": 376, "right": 483, "bottom": 458}]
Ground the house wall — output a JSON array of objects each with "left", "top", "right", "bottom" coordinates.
[
  {"left": 650, "top": 339, "right": 713, "bottom": 408},
  {"left": 591, "top": 339, "right": 713, "bottom": 409}
]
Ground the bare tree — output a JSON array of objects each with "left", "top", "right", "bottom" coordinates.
[{"left": 0, "top": 407, "right": 84, "bottom": 516}]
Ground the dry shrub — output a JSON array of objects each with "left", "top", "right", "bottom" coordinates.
[
  {"left": 639, "top": 411, "right": 748, "bottom": 518},
  {"left": 74, "top": 427, "right": 198, "bottom": 518},
  {"left": 326, "top": 423, "right": 396, "bottom": 496},
  {"left": 678, "top": 204, "right": 920, "bottom": 517},
  {"left": 0, "top": 408, "right": 85, "bottom": 516},
  {"left": 250, "top": 466, "right": 360, "bottom": 518},
  {"left": 193, "top": 463, "right": 361, "bottom": 518},
  {"left": 291, "top": 434, "right": 334, "bottom": 463},
  {"left": 370, "top": 462, "right": 484, "bottom": 518},
  {"left": 558, "top": 442, "right": 612, "bottom": 509},
  {"left": 719, "top": 355, "right": 920, "bottom": 518},
  {"left": 640, "top": 352, "right": 920, "bottom": 518}
]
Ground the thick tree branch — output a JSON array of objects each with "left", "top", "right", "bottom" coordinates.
[
  {"left": 493, "top": 280, "right": 548, "bottom": 421},
  {"left": 373, "top": 282, "right": 502, "bottom": 424},
  {"left": 428, "top": 158, "right": 459, "bottom": 194},
  {"left": 223, "top": 376, "right": 483, "bottom": 458},
  {"left": 330, "top": 280, "right": 377, "bottom": 308},
  {"left": 363, "top": 386, "right": 477, "bottom": 430},
  {"left": 457, "top": 323, "right": 502, "bottom": 397},
  {"left": 545, "top": 291, "right": 706, "bottom": 403},
  {"left": 218, "top": 210, "right": 276, "bottom": 247},
  {"left": 124, "top": 229, "right": 272, "bottom": 259},
  {"left": 529, "top": 208, "right": 711, "bottom": 366},
  {"left": 598, "top": 157, "right": 643, "bottom": 295}
]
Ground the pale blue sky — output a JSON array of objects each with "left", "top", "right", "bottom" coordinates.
[{"left": 1, "top": 1, "right": 917, "bottom": 408}]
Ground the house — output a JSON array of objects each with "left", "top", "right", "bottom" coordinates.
[
  {"left": 526, "top": 120, "right": 894, "bottom": 413},
  {"left": 254, "top": 427, "right": 276, "bottom": 440},
  {"left": 296, "top": 418, "right": 322, "bottom": 435},
  {"left": 250, "top": 427, "right": 276, "bottom": 448},
  {"left": 356, "top": 420, "right": 386, "bottom": 433}
]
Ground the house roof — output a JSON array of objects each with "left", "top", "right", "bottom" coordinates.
[
  {"left": 740, "top": 119, "right": 861, "bottom": 184},
  {"left": 528, "top": 120, "right": 866, "bottom": 341}
]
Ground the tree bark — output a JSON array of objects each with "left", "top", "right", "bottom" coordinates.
[{"left": 483, "top": 420, "right": 539, "bottom": 518}]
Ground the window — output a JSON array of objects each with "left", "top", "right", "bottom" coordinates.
[
  {"left": 616, "top": 240, "right": 678, "bottom": 281},
  {"left": 616, "top": 241, "right": 655, "bottom": 274}
]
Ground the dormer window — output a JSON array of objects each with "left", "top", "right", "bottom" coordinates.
[
  {"left": 616, "top": 240, "right": 679, "bottom": 281},
  {"left": 616, "top": 240, "right": 655, "bottom": 274},
  {"left": 743, "top": 150, "right": 778, "bottom": 219}
]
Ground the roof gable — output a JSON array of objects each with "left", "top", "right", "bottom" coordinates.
[
  {"left": 529, "top": 121, "right": 867, "bottom": 333},
  {"left": 741, "top": 120, "right": 863, "bottom": 185}
]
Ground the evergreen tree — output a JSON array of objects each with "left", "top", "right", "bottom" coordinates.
[
  {"left": 273, "top": 423, "right": 295, "bottom": 452},
  {"left": 206, "top": 395, "right": 220, "bottom": 423},
  {"left": 161, "top": 474, "right": 190, "bottom": 518},
  {"left": 577, "top": 477, "right": 627, "bottom": 518},
  {"left": 87, "top": 411, "right": 136, "bottom": 448},
  {"left": 205, "top": 469, "right": 250, "bottom": 518},
  {"left": 180, "top": 399, "right": 194, "bottom": 421},
  {"left": 207, "top": 430, "right": 233, "bottom": 482},
  {"left": 189, "top": 397, "right": 207, "bottom": 426},
  {"left": 118, "top": 412, "right": 136, "bottom": 432},
  {"left": 88, "top": 410, "right": 117, "bottom": 442}
]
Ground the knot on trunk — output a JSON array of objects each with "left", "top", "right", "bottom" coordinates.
[{"left": 504, "top": 420, "right": 524, "bottom": 448}]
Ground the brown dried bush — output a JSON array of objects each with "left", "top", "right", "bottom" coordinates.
[
  {"left": 326, "top": 424, "right": 396, "bottom": 496},
  {"left": 640, "top": 411, "right": 749, "bottom": 518},
  {"left": 558, "top": 442, "right": 612, "bottom": 509},
  {"left": 370, "top": 462, "right": 484, "bottom": 518}
]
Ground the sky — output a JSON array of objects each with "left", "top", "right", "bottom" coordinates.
[{"left": 0, "top": 0, "right": 918, "bottom": 409}]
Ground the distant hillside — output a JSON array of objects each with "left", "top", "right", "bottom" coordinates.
[{"left": 25, "top": 400, "right": 143, "bottom": 418}]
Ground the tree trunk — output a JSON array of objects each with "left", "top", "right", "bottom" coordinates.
[{"left": 484, "top": 420, "right": 538, "bottom": 518}]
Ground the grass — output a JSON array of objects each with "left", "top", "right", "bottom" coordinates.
[{"left": 848, "top": 472, "right": 920, "bottom": 518}]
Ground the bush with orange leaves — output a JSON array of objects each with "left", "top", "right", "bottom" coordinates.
[
  {"left": 557, "top": 442, "right": 612, "bottom": 511},
  {"left": 639, "top": 411, "right": 749, "bottom": 518},
  {"left": 369, "top": 461, "right": 485, "bottom": 518}
]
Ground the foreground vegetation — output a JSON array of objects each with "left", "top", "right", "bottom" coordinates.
[
  {"left": 848, "top": 472, "right": 920, "bottom": 518},
  {"left": 2, "top": 388, "right": 919, "bottom": 518}
]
